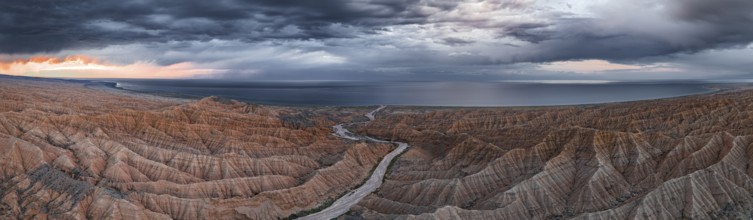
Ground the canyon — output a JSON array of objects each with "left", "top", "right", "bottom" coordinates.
[{"left": 2, "top": 76, "right": 753, "bottom": 219}]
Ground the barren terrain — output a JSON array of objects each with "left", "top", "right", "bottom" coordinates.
[
  {"left": 3, "top": 76, "right": 753, "bottom": 219},
  {"left": 0, "top": 77, "right": 392, "bottom": 219},
  {"left": 351, "top": 85, "right": 753, "bottom": 219}
]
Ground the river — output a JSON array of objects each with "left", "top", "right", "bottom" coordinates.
[{"left": 298, "top": 106, "right": 409, "bottom": 220}]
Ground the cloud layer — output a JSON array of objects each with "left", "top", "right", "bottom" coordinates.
[
  {"left": 1, "top": 0, "right": 752, "bottom": 79},
  {"left": 0, "top": 55, "right": 218, "bottom": 78}
]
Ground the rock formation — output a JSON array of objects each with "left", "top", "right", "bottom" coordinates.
[
  {"left": 4, "top": 75, "right": 753, "bottom": 219},
  {"left": 0, "top": 77, "right": 392, "bottom": 219},
  {"left": 349, "top": 88, "right": 753, "bottom": 219}
]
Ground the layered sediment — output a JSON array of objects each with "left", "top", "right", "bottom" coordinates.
[
  {"left": 350, "top": 87, "right": 753, "bottom": 219},
  {"left": 0, "top": 77, "right": 391, "bottom": 219},
  {"left": 4, "top": 76, "right": 753, "bottom": 219}
]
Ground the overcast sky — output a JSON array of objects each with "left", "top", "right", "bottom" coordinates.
[{"left": 0, "top": 0, "right": 752, "bottom": 80}]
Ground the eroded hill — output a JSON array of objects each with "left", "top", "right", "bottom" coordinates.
[
  {"left": 0, "top": 78, "right": 392, "bottom": 219},
  {"left": 350, "top": 86, "right": 753, "bottom": 219},
  {"left": 4, "top": 77, "right": 753, "bottom": 220}
]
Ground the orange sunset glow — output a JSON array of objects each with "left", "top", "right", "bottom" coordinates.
[{"left": 0, "top": 55, "right": 221, "bottom": 79}]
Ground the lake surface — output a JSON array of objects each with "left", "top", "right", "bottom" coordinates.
[{"left": 112, "top": 80, "right": 717, "bottom": 107}]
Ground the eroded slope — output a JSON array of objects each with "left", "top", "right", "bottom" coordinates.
[
  {"left": 351, "top": 88, "right": 753, "bottom": 219},
  {"left": 5, "top": 76, "right": 753, "bottom": 220},
  {"left": 0, "top": 78, "right": 391, "bottom": 219}
]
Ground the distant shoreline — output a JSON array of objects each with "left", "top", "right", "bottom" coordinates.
[
  {"left": 83, "top": 81, "right": 194, "bottom": 103},
  {"left": 104, "top": 79, "right": 739, "bottom": 109},
  {"left": 1, "top": 74, "right": 747, "bottom": 109}
]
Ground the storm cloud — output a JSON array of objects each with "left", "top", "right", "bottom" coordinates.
[
  {"left": 1, "top": 0, "right": 752, "bottom": 80},
  {"left": 0, "top": 0, "right": 435, "bottom": 52},
  {"left": 513, "top": 0, "right": 753, "bottom": 62}
]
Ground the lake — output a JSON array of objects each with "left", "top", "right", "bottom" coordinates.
[{"left": 112, "top": 80, "right": 717, "bottom": 107}]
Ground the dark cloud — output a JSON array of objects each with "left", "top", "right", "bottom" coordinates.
[
  {"left": 2, "top": 0, "right": 753, "bottom": 80},
  {"left": 440, "top": 37, "right": 475, "bottom": 46},
  {"left": 511, "top": 0, "right": 753, "bottom": 62},
  {"left": 0, "top": 0, "right": 436, "bottom": 53},
  {"left": 497, "top": 22, "right": 552, "bottom": 43},
  {"left": 667, "top": 0, "right": 753, "bottom": 22}
]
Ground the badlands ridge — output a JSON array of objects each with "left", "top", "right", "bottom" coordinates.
[{"left": 1, "top": 76, "right": 753, "bottom": 219}]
